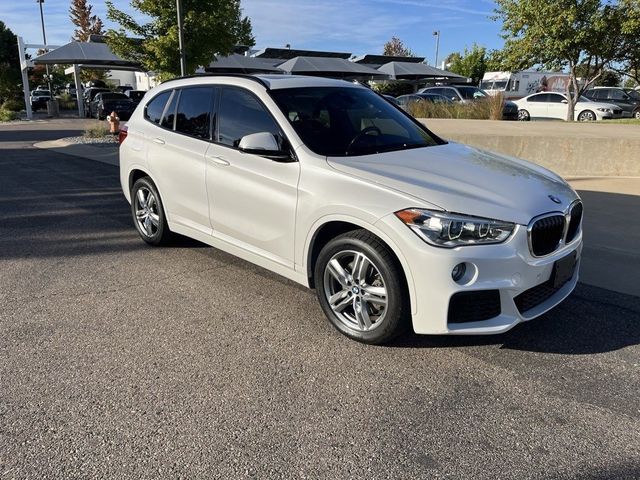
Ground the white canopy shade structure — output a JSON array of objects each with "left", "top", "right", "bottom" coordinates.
[
  {"left": 277, "top": 56, "right": 389, "bottom": 80},
  {"left": 204, "top": 54, "right": 283, "bottom": 74}
]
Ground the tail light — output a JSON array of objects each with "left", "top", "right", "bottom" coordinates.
[{"left": 118, "top": 125, "right": 128, "bottom": 145}]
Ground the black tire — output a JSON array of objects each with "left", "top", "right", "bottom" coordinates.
[
  {"left": 633, "top": 109, "right": 640, "bottom": 120},
  {"left": 518, "top": 109, "right": 530, "bottom": 121},
  {"left": 578, "top": 110, "right": 596, "bottom": 122},
  {"left": 130, "top": 177, "right": 172, "bottom": 246},
  {"left": 314, "top": 229, "right": 409, "bottom": 344}
]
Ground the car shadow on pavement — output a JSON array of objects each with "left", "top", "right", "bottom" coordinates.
[{"left": 388, "top": 283, "right": 640, "bottom": 355}]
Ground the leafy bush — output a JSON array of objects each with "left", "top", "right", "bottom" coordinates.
[
  {"left": 2, "top": 98, "right": 24, "bottom": 112},
  {"left": 56, "top": 93, "right": 76, "bottom": 110},
  {"left": 0, "top": 108, "right": 19, "bottom": 122},
  {"left": 408, "top": 93, "right": 505, "bottom": 120},
  {"left": 83, "top": 123, "right": 111, "bottom": 138},
  {"left": 371, "top": 82, "right": 415, "bottom": 98}
]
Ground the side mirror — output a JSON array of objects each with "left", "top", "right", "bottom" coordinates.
[
  {"left": 238, "top": 132, "right": 291, "bottom": 161},
  {"left": 561, "top": 99, "right": 568, "bottom": 104}
]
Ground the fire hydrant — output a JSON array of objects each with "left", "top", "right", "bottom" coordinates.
[{"left": 107, "top": 111, "right": 120, "bottom": 135}]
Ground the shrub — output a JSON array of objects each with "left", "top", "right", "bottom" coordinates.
[
  {"left": 372, "top": 82, "right": 415, "bottom": 98},
  {"left": 0, "top": 108, "right": 20, "bottom": 122},
  {"left": 2, "top": 98, "right": 24, "bottom": 112},
  {"left": 56, "top": 93, "right": 76, "bottom": 110},
  {"left": 408, "top": 94, "right": 506, "bottom": 120},
  {"left": 83, "top": 123, "right": 111, "bottom": 138}
]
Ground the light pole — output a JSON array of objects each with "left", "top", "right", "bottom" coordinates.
[
  {"left": 176, "top": 0, "right": 187, "bottom": 76},
  {"left": 36, "top": 0, "right": 53, "bottom": 94},
  {"left": 433, "top": 30, "right": 440, "bottom": 69}
]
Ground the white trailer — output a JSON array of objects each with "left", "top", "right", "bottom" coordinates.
[{"left": 480, "top": 71, "right": 572, "bottom": 99}]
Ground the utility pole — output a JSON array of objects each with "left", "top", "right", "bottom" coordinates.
[
  {"left": 37, "top": 0, "right": 52, "bottom": 94},
  {"left": 176, "top": 0, "right": 187, "bottom": 76},
  {"left": 433, "top": 30, "right": 441, "bottom": 68}
]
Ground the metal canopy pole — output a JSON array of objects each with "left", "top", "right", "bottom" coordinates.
[
  {"left": 17, "top": 36, "right": 33, "bottom": 120},
  {"left": 37, "top": 0, "right": 53, "bottom": 94},
  {"left": 73, "top": 64, "right": 84, "bottom": 118},
  {"left": 176, "top": 0, "right": 187, "bottom": 76}
]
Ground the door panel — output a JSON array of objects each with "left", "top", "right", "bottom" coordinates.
[
  {"left": 546, "top": 93, "right": 568, "bottom": 120},
  {"left": 206, "top": 86, "right": 300, "bottom": 267}
]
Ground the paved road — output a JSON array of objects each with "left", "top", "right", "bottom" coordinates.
[{"left": 1, "top": 124, "right": 639, "bottom": 479}]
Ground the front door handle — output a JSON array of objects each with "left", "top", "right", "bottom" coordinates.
[
  {"left": 153, "top": 137, "right": 165, "bottom": 145},
  {"left": 207, "top": 155, "right": 230, "bottom": 166}
]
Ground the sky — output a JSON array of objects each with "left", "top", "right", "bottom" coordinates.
[{"left": 0, "top": 0, "right": 504, "bottom": 65}]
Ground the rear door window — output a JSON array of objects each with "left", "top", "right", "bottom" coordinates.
[
  {"left": 528, "top": 94, "right": 549, "bottom": 102},
  {"left": 175, "top": 87, "right": 214, "bottom": 140},
  {"left": 145, "top": 91, "right": 171, "bottom": 125},
  {"left": 161, "top": 90, "right": 179, "bottom": 130}
]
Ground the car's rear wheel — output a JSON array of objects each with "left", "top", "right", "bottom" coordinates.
[
  {"left": 314, "top": 230, "right": 409, "bottom": 344},
  {"left": 578, "top": 110, "right": 596, "bottom": 122},
  {"left": 518, "top": 109, "right": 530, "bottom": 121},
  {"left": 633, "top": 109, "right": 640, "bottom": 120},
  {"left": 130, "top": 177, "right": 172, "bottom": 246}
]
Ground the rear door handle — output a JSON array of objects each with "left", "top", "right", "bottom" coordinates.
[
  {"left": 207, "top": 155, "right": 230, "bottom": 166},
  {"left": 153, "top": 137, "right": 165, "bottom": 145}
]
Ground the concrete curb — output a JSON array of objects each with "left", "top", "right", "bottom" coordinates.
[{"left": 34, "top": 137, "right": 119, "bottom": 167}]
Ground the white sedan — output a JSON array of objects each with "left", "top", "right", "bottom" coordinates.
[{"left": 515, "top": 92, "right": 622, "bottom": 121}]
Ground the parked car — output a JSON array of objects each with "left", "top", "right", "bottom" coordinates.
[
  {"left": 514, "top": 92, "right": 622, "bottom": 121},
  {"left": 382, "top": 94, "right": 399, "bottom": 106},
  {"left": 119, "top": 75, "right": 583, "bottom": 344},
  {"left": 83, "top": 87, "right": 110, "bottom": 117},
  {"left": 420, "top": 85, "right": 519, "bottom": 120},
  {"left": 90, "top": 92, "right": 136, "bottom": 120},
  {"left": 116, "top": 85, "right": 134, "bottom": 93},
  {"left": 583, "top": 87, "right": 640, "bottom": 119},
  {"left": 30, "top": 89, "right": 51, "bottom": 111},
  {"left": 396, "top": 93, "right": 452, "bottom": 110},
  {"left": 124, "top": 89, "right": 146, "bottom": 105}
]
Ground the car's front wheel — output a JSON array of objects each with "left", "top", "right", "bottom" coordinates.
[
  {"left": 314, "top": 230, "right": 409, "bottom": 344},
  {"left": 633, "top": 109, "right": 640, "bottom": 120},
  {"left": 578, "top": 110, "right": 596, "bottom": 122},
  {"left": 130, "top": 177, "right": 172, "bottom": 246}
]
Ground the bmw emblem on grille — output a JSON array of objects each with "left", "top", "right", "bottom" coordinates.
[{"left": 548, "top": 195, "right": 562, "bottom": 204}]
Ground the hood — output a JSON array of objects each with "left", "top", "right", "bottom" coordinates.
[{"left": 327, "top": 143, "right": 578, "bottom": 225}]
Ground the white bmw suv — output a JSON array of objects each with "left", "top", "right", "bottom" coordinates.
[{"left": 119, "top": 74, "right": 583, "bottom": 344}]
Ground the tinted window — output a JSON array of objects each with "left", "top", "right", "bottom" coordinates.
[
  {"left": 101, "top": 93, "right": 129, "bottom": 101},
  {"left": 218, "top": 87, "right": 282, "bottom": 148},
  {"left": 161, "top": 90, "right": 178, "bottom": 130},
  {"left": 270, "top": 86, "right": 440, "bottom": 157},
  {"left": 145, "top": 91, "right": 171, "bottom": 125},
  {"left": 609, "top": 89, "right": 627, "bottom": 100},
  {"left": 457, "top": 87, "right": 487, "bottom": 100},
  {"left": 547, "top": 94, "right": 566, "bottom": 103},
  {"left": 528, "top": 94, "right": 549, "bottom": 102},
  {"left": 175, "top": 87, "right": 213, "bottom": 139}
]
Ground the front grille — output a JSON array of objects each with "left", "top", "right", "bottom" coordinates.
[
  {"left": 566, "top": 201, "right": 583, "bottom": 243},
  {"left": 529, "top": 215, "right": 565, "bottom": 256},
  {"left": 448, "top": 290, "right": 501, "bottom": 324}
]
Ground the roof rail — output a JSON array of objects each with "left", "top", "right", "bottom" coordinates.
[{"left": 160, "top": 73, "right": 271, "bottom": 89}]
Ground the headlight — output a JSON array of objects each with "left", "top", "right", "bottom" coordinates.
[
  {"left": 597, "top": 107, "right": 611, "bottom": 113},
  {"left": 395, "top": 209, "right": 515, "bottom": 247}
]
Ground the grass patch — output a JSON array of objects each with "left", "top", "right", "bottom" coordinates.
[
  {"left": 83, "top": 123, "right": 111, "bottom": 138},
  {"left": 0, "top": 109, "right": 20, "bottom": 122},
  {"left": 2, "top": 98, "right": 24, "bottom": 112},
  {"left": 408, "top": 93, "right": 505, "bottom": 120},
  {"left": 604, "top": 118, "right": 640, "bottom": 125}
]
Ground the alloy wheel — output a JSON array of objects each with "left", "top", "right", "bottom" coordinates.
[
  {"left": 133, "top": 187, "right": 160, "bottom": 237},
  {"left": 578, "top": 110, "right": 595, "bottom": 122},
  {"left": 323, "top": 250, "right": 388, "bottom": 332}
]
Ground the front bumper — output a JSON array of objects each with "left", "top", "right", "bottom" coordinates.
[{"left": 376, "top": 214, "right": 582, "bottom": 335}]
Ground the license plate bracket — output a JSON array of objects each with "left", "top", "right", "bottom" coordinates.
[{"left": 552, "top": 251, "right": 577, "bottom": 288}]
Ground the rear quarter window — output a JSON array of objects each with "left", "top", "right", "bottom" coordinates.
[{"left": 144, "top": 91, "right": 171, "bottom": 125}]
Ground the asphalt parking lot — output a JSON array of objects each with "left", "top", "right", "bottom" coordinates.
[{"left": 1, "top": 121, "right": 639, "bottom": 479}]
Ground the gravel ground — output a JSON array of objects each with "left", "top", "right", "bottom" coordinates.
[
  {"left": 66, "top": 135, "right": 119, "bottom": 145},
  {"left": 1, "top": 125, "right": 639, "bottom": 479}
]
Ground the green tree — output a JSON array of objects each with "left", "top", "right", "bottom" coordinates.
[
  {"left": 0, "top": 21, "right": 22, "bottom": 104},
  {"left": 382, "top": 37, "right": 414, "bottom": 57},
  {"left": 446, "top": 44, "right": 487, "bottom": 84},
  {"left": 494, "top": 0, "right": 622, "bottom": 121},
  {"left": 614, "top": 0, "right": 640, "bottom": 85},
  {"left": 105, "top": 0, "right": 255, "bottom": 78},
  {"left": 70, "top": 0, "right": 104, "bottom": 41}
]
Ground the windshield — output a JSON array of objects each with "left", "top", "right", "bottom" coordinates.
[
  {"left": 457, "top": 86, "right": 488, "bottom": 100},
  {"left": 270, "top": 86, "right": 440, "bottom": 157},
  {"left": 625, "top": 89, "right": 640, "bottom": 100}
]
